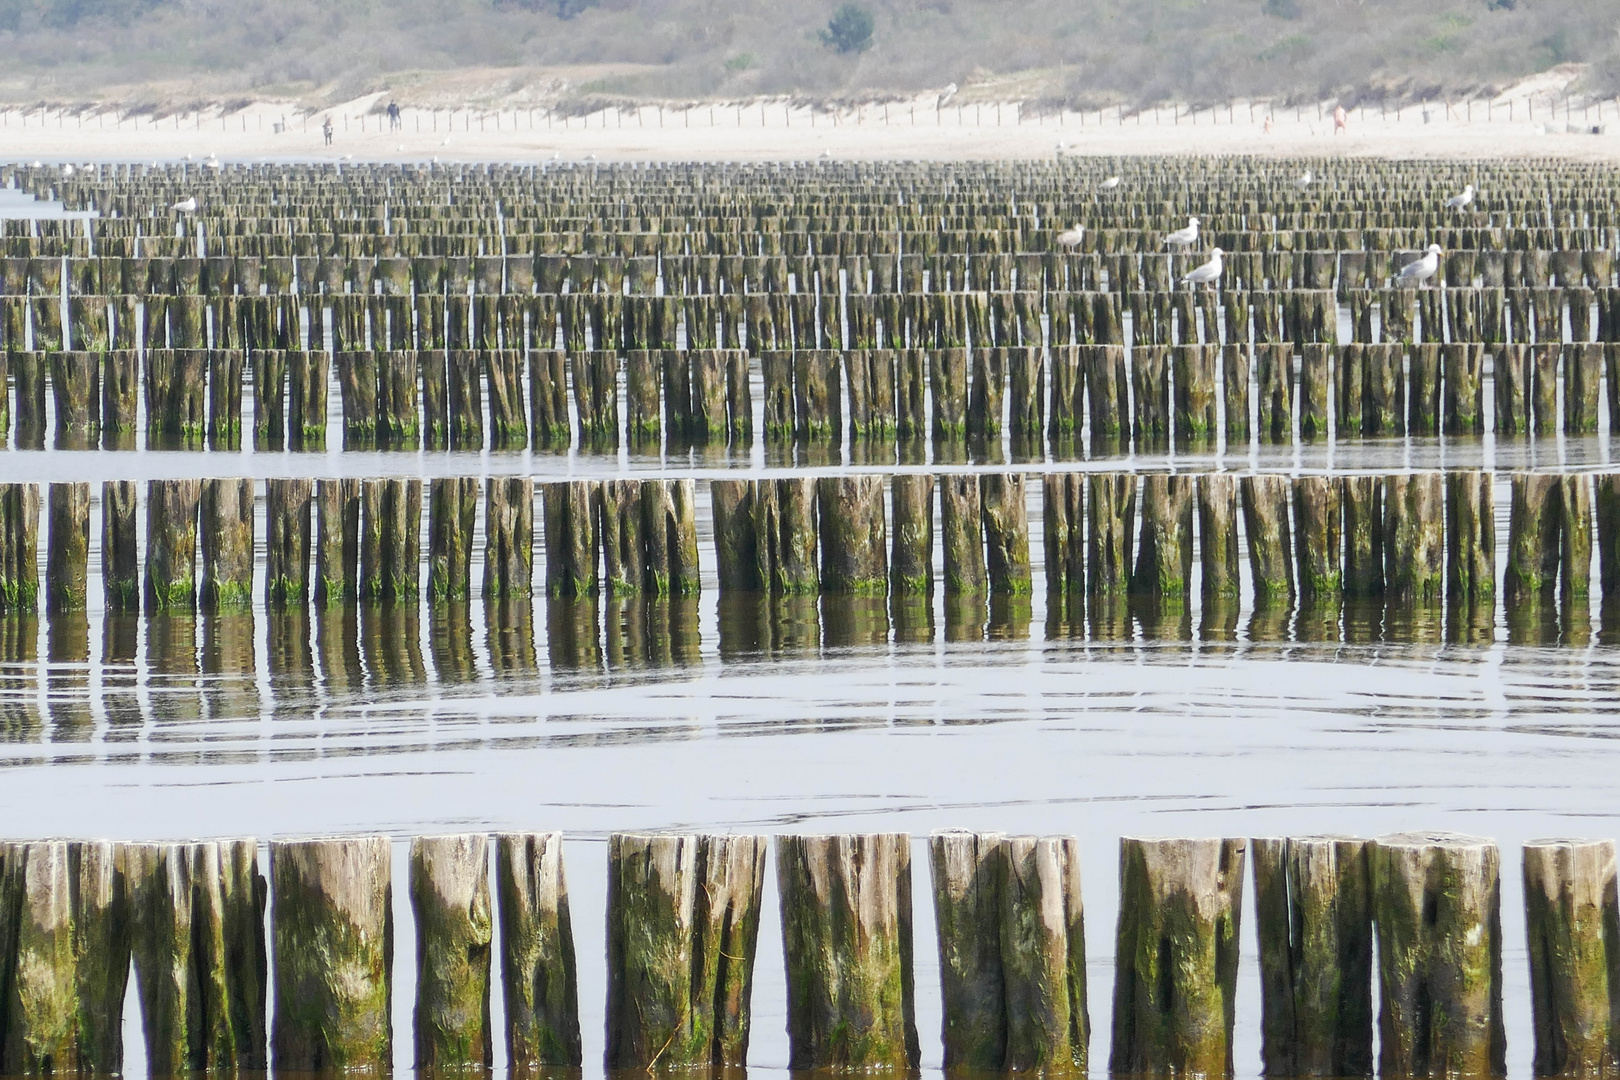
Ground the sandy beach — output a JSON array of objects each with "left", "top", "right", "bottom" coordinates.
[{"left": 1, "top": 83, "right": 1617, "bottom": 163}]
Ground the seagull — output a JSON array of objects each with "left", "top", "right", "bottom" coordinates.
[
  {"left": 1055, "top": 224, "right": 1085, "bottom": 249},
  {"left": 1444, "top": 184, "right": 1475, "bottom": 210},
  {"left": 938, "top": 82, "right": 958, "bottom": 106},
  {"left": 1098, "top": 175, "right": 1122, "bottom": 190},
  {"left": 62, "top": 163, "right": 74, "bottom": 176},
  {"left": 170, "top": 196, "right": 197, "bottom": 212},
  {"left": 1397, "top": 244, "right": 1443, "bottom": 287},
  {"left": 1180, "top": 247, "right": 1224, "bottom": 289},
  {"left": 1055, "top": 139, "right": 1065, "bottom": 155},
  {"left": 1293, "top": 168, "right": 1313, "bottom": 190},
  {"left": 1163, "top": 216, "right": 1200, "bottom": 248}
]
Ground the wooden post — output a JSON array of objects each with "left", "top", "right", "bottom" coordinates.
[
  {"left": 377, "top": 351, "right": 420, "bottom": 448},
  {"left": 495, "top": 833, "right": 582, "bottom": 1071},
  {"left": 1199, "top": 474, "right": 1241, "bottom": 605},
  {"left": 1252, "top": 837, "right": 1374, "bottom": 1077},
  {"left": 1523, "top": 839, "right": 1620, "bottom": 1078},
  {"left": 711, "top": 480, "right": 760, "bottom": 593},
  {"left": 253, "top": 348, "right": 287, "bottom": 449},
  {"left": 483, "top": 478, "right": 533, "bottom": 600},
  {"left": 102, "top": 481, "right": 139, "bottom": 613},
  {"left": 422, "top": 349, "right": 449, "bottom": 450},
  {"left": 1447, "top": 472, "right": 1496, "bottom": 609},
  {"left": 1223, "top": 344, "right": 1250, "bottom": 444},
  {"left": 929, "top": 831, "right": 1088, "bottom": 1073},
  {"left": 315, "top": 479, "right": 360, "bottom": 607},
  {"left": 1443, "top": 344, "right": 1485, "bottom": 435},
  {"left": 144, "top": 479, "right": 200, "bottom": 613},
  {"left": 1110, "top": 837, "right": 1245, "bottom": 1077},
  {"left": 642, "top": 479, "right": 701, "bottom": 597},
  {"left": 200, "top": 478, "right": 255, "bottom": 611},
  {"left": 982, "top": 474, "right": 1032, "bottom": 595},
  {"left": 123, "top": 839, "right": 267, "bottom": 1071},
  {"left": 0, "top": 484, "right": 38, "bottom": 615},
  {"left": 1088, "top": 473, "right": 1136, "bottom": 599},
  {"left": 102, "top": 350, "right": 138, "bottom": 447},
  {"left": 428, "top": 477, "right": 478, "bottom": 603},
  {"left": 755, "top": 477, "right": 819, "bottom": 596},
  {"left": 817, "top": 476, "right": 887, "bottom": 595},
  {"left": 1132, "top": 474, "right": 1194, "bottom": 602},
  {"left": 1133, "top": 344, "right": 1169, "bottom": 447},
  {"left": 1384, "top": 473, "right": 1445, "bottom": 607},
  {"left": 485, "top": 349, "right": 527, "bottom": 449},
  {"left": 45, "top": 482, "right": 89, "bottom": 613},
  {"left": 542, "top": 481, "right": 600, "bottom": 598},
  {"left": 529, "top": 350, "right": 571, "bottom": 448},
  {"left": 625, "top": 350, "right": 660, "bottom": 445},
  {"left": 50, "top": 351, "right": 98, "bottom": 448},
  {"left": 941, "top": 474, "right": 985, "bottom": 595},
  {"left": 208, "top": 349, "right": 243, "bottom": 450},
  {"left": 1363, "top": 344, "right": 1405, "bottom": 435},
  {"left": 410, "top": 834, "right": 492, "bottom": 1070},
  {"left": 1372, "top": 833, "right": 1505, "bottom": 1078},
  {"left": 266, "top": 479, "right": 312, "bottom": 607},
  {"left": 269, "top": 837, "right": 393, "bottom": 1071},
  {"left": 777, "top": 834, "right": 920, "bottom": 1071},
  {"left": 891, "top": 475, "right": 934, "bottom": 595},
  {"left": 1299, "top": 344, "right": 1330, "bottom": 441},
  {"left": 1409, "top": 344, "right": 1441, "bottom": 435},
  {"left": 605, "top": 833, "right": 768, "bottom": 1070},
  {"left": 1242, "top": 475, "right": 1294, "bottom": 606},
  {"left": 360, "top": 479, "right": 422, "bottom": 604},
  {"left": 288, "top": 350, "right": 329, "bottom": 451},
  {"left": 448, "top": 350, "right": 484, "bottom": 450},
  {"left": 1292, "top": 476, "right": 1342, "bottom": 602},
  {"left": 599, "top": 480, "right": 644, "bottom": 598},
  {"left": 0, "top": 840, "right": 133, "bottom": 1073},
  {"left": 1174, "top": 344, "right": 1217, "bottom": 445},
  {"left": 1256, "top": 343, "right": 1292, "bottom": 443}
]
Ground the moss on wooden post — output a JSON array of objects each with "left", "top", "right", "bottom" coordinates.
[
  {"left": 144, "top": 479, "right": 200, "bottom": 614},
  {"left": 777, "top": 834, "right": 920, "bottom": 1071},
  {"left": 982, "top": 474, "right": 1032, "bottom": 597},
  {"left": 269, "top": 837, "right": 393, "bottom": 1071},
  {"left": 1523, "top": 839, "right": 1620, "bottom": 1078},
  {"left": 49, "top": 351, "right": 98, "bottom": 449},
  {"left": 101, "top": 350, "right": 137, "bottom": 448},
  {"left": 1110, "top": 837, "right": 1245, "bottom": 1078},
  {"left": 207, "top": 349, "right": 243, "bottom": 450},
  {"left": 360, "top": 479, "right": 422, "bottom": 605},
  {"left": 377, "top": 350, "right": 420, "bottom": 449},
  {"left": 711, "top": 480, "right": 760, "bottom": 593},
  {"left": 485, "top": 349, "right": 527, "bottom": 449},
  {"left": 599, "top": 480, "right": 644, "bottom": 598},
  {"left": 1562, "top": 474, "right": 1593, "bottom": 615},
  {"left": 0, "top": 484, "right": 38, "bottom": 615},
  {"left": 496, "top": 832, "right": 581, "bottom": 1072},
  {"left": 1174, "top": 344, "right": 1217, "bottom": 445},
  {"left": 1255, "top": 343, "right": 1293, "bottom": 444},
  {"left": 817, "top": 476, "right": 888, "bottom": 595},
  {"left": 932, "top": 348, "right": 969, "bottom": 441},
  {"left": 1446, "top": 471, "right": 1496, "bottom": 609},
  {"left": 253, "top": 348, "right": 287, "bottom": 449},
  {"left": 1252, "top": 836, "right": 1373, "bottom": 1077},
  {"left": 1241, "top": 475, "right": 1294, "bottom": 607},
  {"left": 198, "top": 478, "right": 254, "bottom": 613},
  {"left": 100, "top": 481, "right": 139, "bottom": 614},
  {"left": 1372, "top": 832, "right": 1506, "bottom": 1079},
  {"left": 1198, "top": 474, "right": 1241, "bottom": 604},
  {"left": 529, "top": 349, "right": 571, "bottom": 448},
  {"left": 1443, "top": 343, "right": 1485, "bottom": 436},
  {"left": 410, "top": 834, "right": 492, "bottom": 1070},
  {"left": 605, "top": 833, "right": 768, "bottom": 1070},
  {"left": 625, "top": 350, "right": 660, "bottom": 445},
  {"left": 1343, "top": 476, "right": 1385, "bottom": 599},
  {"left": 1087, "top": 473, "right": 1136, "bottom": 600},
  {"left": 421, "top": 349, "right": 449, "bottom": 451},
  {"left": 287, "top": 350, "right": 329, "bottom": 451}
]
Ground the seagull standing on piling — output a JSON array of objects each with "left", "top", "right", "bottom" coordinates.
[
  {"left": 1398, "top": 244, "right": 1443, "bottom": 286},
  {"left": 1294, "top": 168, "right": 1313, "bottom": 190},
  {"left": 1180, "top": 247, "right": 1224, "bottom": 289},
  {"left": 170, "top": 196, "right": 197, "bottom": 212},
  {"left": 1056, "top": 224, "right": 1085, "bottom": 249},
  {"left": 1098, "top": 175, "right": 1122, "bottom": 190},
  {"left": 1163, "top": 216, "right": 1200, "bottom": 248},
  {"left": 1444, "top": 184, "right": 1475, "bottom": 210}
]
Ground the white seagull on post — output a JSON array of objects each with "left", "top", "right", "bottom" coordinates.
[
  {"left": 1444, "top": 184, "right": 1475, "bottom": 210},
  {"left": 1163, "top": 216, "right": 1200, "bottom": 248},
  {"left": 1055, "top": 224, "right": 1085, "bottom": 249},
  {"left": 1098, "top": 175, "right": 1122, "bottom": 190},
  {"left": 170, "top": 196, "right": 197, "bottom": 212},
  {"left": 1397, "top": 244, "right": 1443, "bottom": 287},
  {"left": 1180, "top": 248, "right": 1224, "bottom": 289},
  {"left": 1293, "top": 168, "right": 1313, "bottom": 190}
]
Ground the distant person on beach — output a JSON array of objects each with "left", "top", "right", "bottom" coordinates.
[
  {"left": 322, "top": 116, "right": 333, "bottom": 146},
  {"left": 1263, "top": 114, "right": 1274, "bottom": 135},
  {"left": 1334, "top": 104, "right": 1347, "bottom": 134},
  {"left": 388, "top": 101, "right": 401, "bottom": 132}
]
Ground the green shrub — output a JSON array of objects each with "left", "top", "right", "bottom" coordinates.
[{"left": 820, "top": 3, "right": 873, "bottom": 54}]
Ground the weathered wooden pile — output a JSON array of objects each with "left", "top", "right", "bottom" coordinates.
[
  {"left": 0, "top": 158, "right": 1618, "bottom": 455},
  {"left": 1, "top": 830, "right": 1613, "bottom": 1077}
]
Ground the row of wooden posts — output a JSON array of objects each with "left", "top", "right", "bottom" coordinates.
[
  {"left": 0, "top": 831, "right": 1610, "bottom": 1076},
  {"left": 0, "top": 246, "right": 1616, "bottom": 298},
  {"left": 0, "top": 468, "right": 1609, "bottom": 622},
  {"left": 5, "top": 338, "right": 1620, "bottom": 455}
]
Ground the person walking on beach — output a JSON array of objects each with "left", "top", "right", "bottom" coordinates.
[
  {"left": 1334, "top": 104, "right": 1347, "bottom": 134},
  {"left": 322, "top": 116, "right": 333, "bottom": 146},
  {"left": 388, "top": 101, "right": 401, "bottom": 132}
]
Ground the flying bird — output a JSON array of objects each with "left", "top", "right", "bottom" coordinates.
[
  {"left": 1098, "top": 175, "right": 1122, "bottom": 190},
  {"left": 1163, "top": 216, "right": 1200, "bottom": 248},
  {"left": 1055, "top": 224, "right": 1085, "bottom": 249},
  {"left": 1180, "top": 247, "right": 1225, "bottom": 289},
  {"left": 1294, "top": 168, "right": 1313, "bottom": 190},
  {"left": 170, "top": 196, "right": 197, "bottom": 212},
  {"left": 1445, "top": 184, "right": 1475, "bottom": 210},
  {"left": 1397, "top": 244, "right": 1443, "bottom": 287}
]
